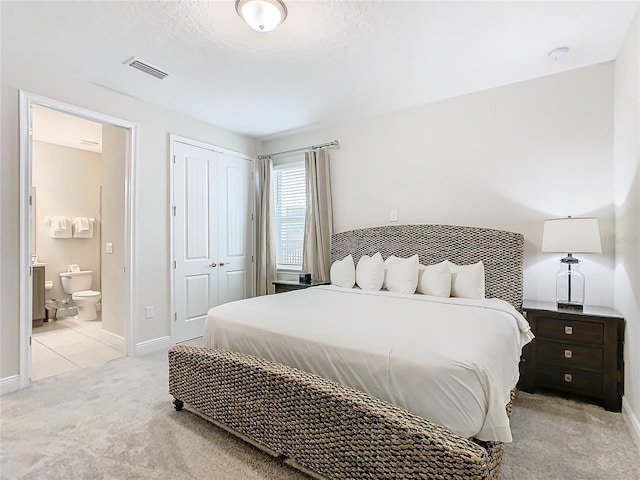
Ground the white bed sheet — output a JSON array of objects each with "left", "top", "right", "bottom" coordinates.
[{"left": 203, "top": 285, "right": 533, "bottom": 442}]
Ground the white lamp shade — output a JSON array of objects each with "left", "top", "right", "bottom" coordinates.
[
  {"left": 541, "top": 217, "right": 602, "bottom": 254},
  {"left": 236, "top": 0, "right": 287, "bottom": 32}
]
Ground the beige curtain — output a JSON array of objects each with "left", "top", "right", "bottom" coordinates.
[
  {"left": 255, "top": 157, "right": 276, "bottom": 295},
  {"left": 302, "top": 150, "right": 333, "bottom": 282}
]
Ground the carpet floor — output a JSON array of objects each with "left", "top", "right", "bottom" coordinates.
[{"left": 1, "top": 350, "right": 638, "bottom": 479}]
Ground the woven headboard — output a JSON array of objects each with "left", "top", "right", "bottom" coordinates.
[{"left": 331, "top": 224, "right": 524, "bottom": 311}]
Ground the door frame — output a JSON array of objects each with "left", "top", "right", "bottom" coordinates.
[
  {"left": 168, "top": 134, "right": 254, "bottom": 345},
  {"left": 18, "top": 91, "right": 137, "bottom": 388}
]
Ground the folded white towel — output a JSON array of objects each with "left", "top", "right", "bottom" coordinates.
[
  {"left": 72, "top": 218, "right": 94, "bottom": 238},
  {"left": 68, "top": 264, "right": 80, "bottom": 273},
  {"left": 49, "top": 216, "right": 71, "bottom": 238},
  {"left": 75, "top": 217, "right": 90, "bottom": 232},
  {"left": 51, "top": 216, "right": 67, "bottom": 231}
]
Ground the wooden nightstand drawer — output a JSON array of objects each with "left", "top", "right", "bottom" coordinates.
[
  {"left": 521, "top": 303, "right": 624, "bottom": 411},
  {"left": 537, "top": 317, "right": 603, "bottom": 345},
  {"left": 536, "top": 341, "right": 603, "bottom": 371},
  {"left": 536, "top": 364, "right": 603, "bottom": 396},
  {"left": 273, "top": 280, "right": 330, "bottom": 294},
  {"left": 274, "top": 284, "right": 305, "bottom": 293}
]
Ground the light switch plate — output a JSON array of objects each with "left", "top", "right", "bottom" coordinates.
[
  {"left": 389, "top": 210, "right": 398, "bottom": 222},
  {"left": 105, "top": 243, "right": 113, "bottom": 254},
  {"left": 145, "top": 306, "right": 154, "bottom": 318}
]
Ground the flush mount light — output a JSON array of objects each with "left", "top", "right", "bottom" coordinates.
[
  {"left": 548, "top": 46, "right": 570, "bottom": 62},
  {"left": 236, "top": 0, "right": 287, "bottom": 32}
]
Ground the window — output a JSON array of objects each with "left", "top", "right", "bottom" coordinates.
[{"left": 272, "top": 161, "right": 306, "bottom": 270}]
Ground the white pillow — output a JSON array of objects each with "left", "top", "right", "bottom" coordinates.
[
  {"left": 383, "top": 255, "right": 419, "bottom": 294},
  {"left": 417, "top": 261, "right": 451, "bottom": 297},
  {"left": 355, "top": 252, "right": 384, "bottom": 290},
  {"left": 445, "top": 260, "right": 485, "bottom": 299},
  {"left": 330, "top": 254, "right": 355, "bottom": 288}
]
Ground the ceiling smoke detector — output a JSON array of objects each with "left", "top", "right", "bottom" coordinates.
[
  {"left": 236, "top": 0, "right": 287, "bottom": 32},
  {"left": 548, "top": 46, "right": 570, "bottom": 62},
  {"left": 124, "top": 57, "right": 169, "bottom": 79}
]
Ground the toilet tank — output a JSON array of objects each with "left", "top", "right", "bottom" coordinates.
[{"left": 59, "top": 270, "right": 93, "bottom": 294}]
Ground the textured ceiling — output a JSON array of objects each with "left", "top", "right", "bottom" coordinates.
[{"left": 2, "top": 1, "right": 637, "bottom": 138}]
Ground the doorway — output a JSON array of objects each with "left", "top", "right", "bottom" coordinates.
[{"left": 19, "top": 92, "right": 136, "bottom": 388}]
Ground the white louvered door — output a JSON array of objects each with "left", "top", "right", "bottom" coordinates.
[{"left": 173, "top": 142, "right": 252, "bottom": 343}]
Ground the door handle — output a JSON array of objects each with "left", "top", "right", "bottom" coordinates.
[
  {"left": 209, "top": 262, "right": 217, "bottom": 268},
  {"left": 219, "top": 262, "right": 226, "bottom": 266}
]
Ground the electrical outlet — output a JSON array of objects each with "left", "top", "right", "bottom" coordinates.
[
  {"left": 145, "top": 306, "right": 155, "bottom": 318},
  {"left": 389, "top": 209, "right": 398, "bottom": 222},
  {"left": 105, "top": 242, "right": 113, "bottom": 254}
]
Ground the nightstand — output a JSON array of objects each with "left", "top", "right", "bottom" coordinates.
[
  {"left": 272, "top": 280, "right": 330, "bottom": 294},
  {"left": 520, "top": 301, "right": 624, "bottom": 412}
]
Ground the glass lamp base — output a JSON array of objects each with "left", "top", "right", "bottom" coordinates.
[{"left": 556, "top": 256, "right": 585, "bottom": 309}]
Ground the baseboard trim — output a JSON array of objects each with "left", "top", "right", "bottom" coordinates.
[
  {"left": 100, "top": 330, "right": 125, "bottom": 353},
  {"left": 135, "top": 336, "right": 171, "bottom": 356},
  {"left": 0, "top": 375, "right": 21, "bottom": 396},
  {"left": 622, "top": 396, "right": 640, "bottom": 451}
]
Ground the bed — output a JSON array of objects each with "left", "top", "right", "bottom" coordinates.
[{"left": 169, "top": 224, "right": 529, "bottom": 479}]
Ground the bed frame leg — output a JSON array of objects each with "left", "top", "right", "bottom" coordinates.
[{"left": 173, "top": 398, "right": 184, "bottom": 411}]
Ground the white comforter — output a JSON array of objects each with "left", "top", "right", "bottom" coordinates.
[{"left": 203, "top": 285, "right": 533, "bottom": 442}]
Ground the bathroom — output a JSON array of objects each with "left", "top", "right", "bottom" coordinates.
[{"left": 31, "top": 106, "right": 127, "bottom": 381}]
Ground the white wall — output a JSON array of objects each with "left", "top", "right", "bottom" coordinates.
[
  {"left": 101, "top": 125, "right": 128, "bottom": 339},
  {"left": 262, "top": 64, "right": 616, "bottom": 306},
  {"left": 613, "top": 11, "right": 640, "bottom": 447},
  {"left": 32, "top": 141, "right": 102, "bottom": 303},
  {"left": 1, "top": 55, "right": 257, "bottom": 378}
]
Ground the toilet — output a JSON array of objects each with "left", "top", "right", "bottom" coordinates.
[{"left": 59, "top": 269, "right": 101, "bottom": 321}]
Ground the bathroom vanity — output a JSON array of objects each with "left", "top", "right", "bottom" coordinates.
[{"left": 32, "top": 264, "right": 45, "bottom": 327}]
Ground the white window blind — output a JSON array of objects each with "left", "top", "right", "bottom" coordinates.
[{"left": 273, "top": 162, "right": 306, "bottom": 270}]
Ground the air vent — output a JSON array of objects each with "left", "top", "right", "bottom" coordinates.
[{"left": 124, "top": 57, "right": 169, "bottom": 79}]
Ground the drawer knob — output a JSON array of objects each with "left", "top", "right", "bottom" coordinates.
[
  {"left": 564, "top": 349, "right": 573, "bottom": 359},
  {"left": 564, "top": 373, "right": 573, "bottom": 383},
  {"left": 564, "top": 326, "right": 573, "bottom": 335}
]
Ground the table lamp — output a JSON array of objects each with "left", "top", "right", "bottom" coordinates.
[{"left": 541, "top": 217, "right": 602, "bottom": 311}]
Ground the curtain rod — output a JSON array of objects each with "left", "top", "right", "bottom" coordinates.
[{"left": 257, "top": 140, "right": 339, "bottom": 160}]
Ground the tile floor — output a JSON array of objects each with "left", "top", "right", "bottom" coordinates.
[{"left": 31, "top": 314, "right": 124, "bottom": 381}]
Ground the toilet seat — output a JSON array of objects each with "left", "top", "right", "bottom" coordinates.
[{"left": 73, "top": 290, "right": 101, "bottom": 298}]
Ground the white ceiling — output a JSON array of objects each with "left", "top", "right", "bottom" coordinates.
[
  {"left": 32, "top": 106, "right": 103, "bottom": 153},
  {"left": 2, "top": 1, "right": 637, "bottom": 139}
]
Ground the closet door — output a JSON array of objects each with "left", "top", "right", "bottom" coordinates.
[
  {"left": 217, "top": 152, "right": 253, "bottom": 305},
  {"left": 173, "top": 142, "right": 219, "bottom": 343}
]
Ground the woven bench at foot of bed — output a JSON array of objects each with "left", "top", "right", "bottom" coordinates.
[{"left": 168, "top": 345, "right": 506, "bottom": 480}]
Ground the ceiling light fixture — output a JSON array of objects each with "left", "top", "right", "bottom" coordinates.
[
  {"left": 236, "top": 0, "right": 287, "bottom": 32},
  {"left": 548, "top": 46, "right": 570, "bottom": 62}
]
